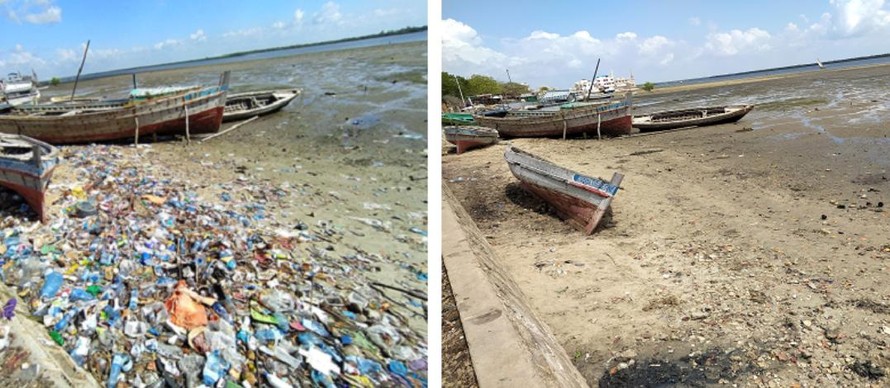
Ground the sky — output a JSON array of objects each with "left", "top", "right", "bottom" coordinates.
[
  {"left": 442, "top": 0, "right": 890, "bottom": 88},
  {"left": 0, "top": 0, "right": 426, "bottom": 79}
]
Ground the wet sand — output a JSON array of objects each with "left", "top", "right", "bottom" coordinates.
[{"left": 444, "top": 63, "right": 890, "bottom": 386}]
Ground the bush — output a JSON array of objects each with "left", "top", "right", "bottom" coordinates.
[
  {"left": 641, "top": 82, "right": 655, "bottom": 92},
  {"left": 50, "top": 77, "right": 61, "bottom": 86}
]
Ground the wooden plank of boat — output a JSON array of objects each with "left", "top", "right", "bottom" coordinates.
[
  {"left": 223, "top": 89, "right": 301, "bottom": 122},
  {"left": 476, "top": 93, "right": 633, "bottom": 139},
  {"left": 0, "top": 133, "right": 59, "bottom": 222},
  {"left": 442, "top": 112, "right": 475, "bottom": 125},
  {"left": 632, "top": 104, "right": 754, "bottom": 132},
  {"left": 444, "top": 125, "right": 498, "bottom": 154},
  {"left": 505, "top": 146, "right": 623, "bottom": 235},
  {"left": 0, "top": 71, "right": 231, "bottom": 144}
]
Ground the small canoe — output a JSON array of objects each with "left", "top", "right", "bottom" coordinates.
[
  {"left": 505, "top": 146, "right": 623, "bottom": 235},
  {"left": 0, "top": 134, "right": 59, "bottom": 222},
  {"left": 442, "top": 112, "right": 475, "bottom": 125},
  {"left": 444, "top": 125, "right": 498, "bottom": 154},
  {"left": 223, "top": 89, "right": 301, "bottom": 122},
  {"left": 632, "top": 105, "right": 753, "bottom": 132}
]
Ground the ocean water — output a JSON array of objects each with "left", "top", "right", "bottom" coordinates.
[{"left": 656, "top": 54, "right": 890, "bottom": 88}]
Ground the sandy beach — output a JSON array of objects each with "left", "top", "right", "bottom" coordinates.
[
  {"left": 1, "top": 41, "right": 428, "bottom": 386},
  {"left": 443, "top": 63, "right": 890, "bottom": 386}
]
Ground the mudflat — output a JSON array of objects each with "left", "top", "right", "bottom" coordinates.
[{"left": 443, "top": 63, "right": 890, "bottom": 386}]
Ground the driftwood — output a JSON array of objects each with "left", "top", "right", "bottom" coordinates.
[{"left": 200, "top": 115, "right": 259, "bottom": 142}]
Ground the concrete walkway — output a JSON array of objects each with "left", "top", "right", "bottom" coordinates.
[{"left": 442, "top": 184, "right": 588, "bottom": 388}]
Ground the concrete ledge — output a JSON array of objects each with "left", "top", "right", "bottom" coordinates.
[
  {"left": 0, "top": 284, "right": 101, "bottom": 388},
  {"left": 442, "top": 183, "right": 588, "bottom": 388}
]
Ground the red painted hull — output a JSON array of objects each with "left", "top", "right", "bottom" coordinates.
[
  {"left": 0, "top": 73, "right": 230, "bottom": 144},
  {"left": 450, "top": 139, "right": 493, "bottom": 154},
  {"left": 519, "top": 181, "right": 604, "bottom": 234},
  {"left": 0, "top": 179, "right": 47, "bottom": 222}
]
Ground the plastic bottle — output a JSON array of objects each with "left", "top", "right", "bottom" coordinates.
[
  {"left": 263, "top": 372, "right": 294, "bottom": 388},
  {"left": 40, "top": 271, "right": 63, "bottom": 299},
  {"left": 107, "top": 353, "right": 132, "bottom": 388},
  {"left": 202, "top": 350, "right": 230, "bottom": 386}
]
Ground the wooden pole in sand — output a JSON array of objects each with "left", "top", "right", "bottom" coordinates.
[
  {"left": 184, "top": 101, "right": 190, "bottom": 144},
  {"left": 70, "top": 40, "right": 90, "bottom": 101},
  {"left": 597, "top": 113, "right": 602, "bottom": 140},
  {"left": 586, "top": 58, "right": 601, "bottom": 101},
  {"left": 134, "top": 117, "right": 140, "bottom": 145}
]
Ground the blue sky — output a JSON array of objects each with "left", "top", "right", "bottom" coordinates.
[
  {"left": 443, "top": 0, "right": 890, "bottom": 88},
  {"left": 0, "top": 0, "right": 426, "bottom": 79}
]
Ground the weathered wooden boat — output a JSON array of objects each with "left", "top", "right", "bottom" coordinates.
[
  {"left": 0, "top": 71, "right": 230, "bottom": 144},
  {"left": 444, "top": 125, "right": 498, "bottom": 154},
  {"left": 476, "top": 94, "right": 633, "bottom": 139},
  {"left": 223, "top": 89, "right": 301, "bottom": 122},
  {"left": 632, "top": 105, "right": 754, "bottom": 132},
  {"left": 505, "top": 146, "right": 622, "bottom": 235},
  {"left": 0, "top": 134, "right": 59, "bottom": 222},
  {"left": 0, "top": 72, "right": 40, "bottom": 106},
  {"left": 442, "top": 112, "right": 475, "bottom": 125}
]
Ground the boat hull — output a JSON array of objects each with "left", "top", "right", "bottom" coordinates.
[
  {"left": 223, "top": 89, "right": 301, "bottom": 122},
  {"left": 0, "top": 134, "right": 58, "bottom": 222},
  {"left": 633, "top": 105, "right": 753, "bottom": 132},
  {"left": 444, "top": 126, "right": 498, "bottom": 154},
  {"left": 0, "top": 73, "right": 229, "bottom": 144},
  {"left": 505, "top": 146, "right": 623, "bottom": 235},
  {"left": 476, "top": 94, "right": 633, "bottom": 139}
]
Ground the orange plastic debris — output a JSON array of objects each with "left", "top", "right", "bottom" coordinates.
[{"left": 164, "top": 280, "right": 210, "bottom": 329}]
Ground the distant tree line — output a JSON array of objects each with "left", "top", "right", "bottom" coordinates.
[{"left": 442, "top": 72, "right": 530, "bottom": 106}]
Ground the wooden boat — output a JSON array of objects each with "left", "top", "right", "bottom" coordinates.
[
  {"left": 476, "top": 94, "right": 633, "bottom": 139},
  {"left": 442, "top": 112, "right": 475, "bottom": 125},
  {"left": 505, "top": 146, "right": 623, "bottom": 235},
  {"left": 0, "top": 72, "right": 40, "bottom": 106},
  {"left": 632, "top": 105, "right": 754, "bottom": 132},
  {"left": 0, "top": 71, "right": 230, "bottom": 144},
  {"left": 444, "top": 125, "right": 498, "bottom": 154},
  {"left": 0, "top": 134, "right": 59, "bottom": 222},
  {"left": 223, "top": 89, "right": 301, "bottom": 122}
]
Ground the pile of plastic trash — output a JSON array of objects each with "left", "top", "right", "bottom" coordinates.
[{"left": 0, "top": 145, "right": 428, "bottom": 387}]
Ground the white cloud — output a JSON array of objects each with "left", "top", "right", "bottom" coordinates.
[
  {"left": 705, "top": 28, "right": 771, "bottom": 56},
  {"left": 294, "top": 9, "right": 304, "bottom": 25},
  {"left": 154, "top": 38, "right": 181, "bottom": 50},
  {"left": 373, "top": 8, "right": 399, "bottom": 18},
  {"left": 190, "top": 29, "right": 206, "bottom": 42},
  {"left": 616, "top": 32, "right": 637, "bottom": 41},
  {"left": 689, "top": 17, "right": 701, "bottom": 26},
  {"left": 24, "top": 4, "right": 59, "bottom": 23},
  {"left": 272, "top": 21, "right": 286, "bottom": 29},
  {"left": 829, "top": 0, "right": 890, "bottom": 36},
  {"left": 314, "top": 1, "right": 342, "bottom": 25},
  {"left": 639, "top": 35, "right": 674, "bottom": 56},
  {"left": 222, "top": 27, "right": 263, "bottom": 38},
  {"left": 55, "top": 48, "right": 77, "bottom": 62},
  {"left": 6, "top": 44, "right": 46, "bottom": 66}
]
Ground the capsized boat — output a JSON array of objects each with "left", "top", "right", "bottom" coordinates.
[
  {"left": 444, "top": 125, "right": 498, "bottom": 154},
  {"left": 0, "top": 133, "right": 59, "bottom": 222},
  {"left": 505, "top": 146, "right": 623, "bottom": 235},
  {"left": 476, "top": 94, "right": 633, "bottom": 139},
  {"left": 223, "top": 89, "right": 301, "bottom": 122},
  {"left": 632, "top": 105, "right": 753, "bottom": 132},
  {"left": 0, "top": 71, "right": 230, "bottom": 144}
]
